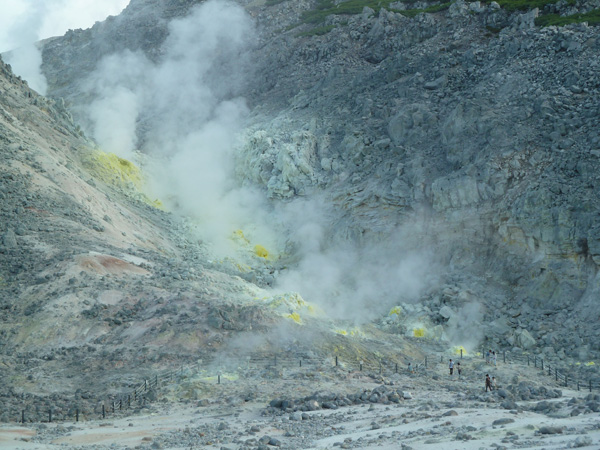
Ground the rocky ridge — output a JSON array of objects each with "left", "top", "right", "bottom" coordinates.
[
  {"left": 36, "top": 0, "right": 600, "bottom": 362},
  {"left": 0, "top": 0, "right": 598, "bottom": 420},
  {"left": 0, "top": 55, "right": 311, "bottom": 397}
]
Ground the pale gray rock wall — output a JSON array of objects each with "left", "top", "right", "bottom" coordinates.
[{"left": 37, "top": 1, "right": 600, "bottom": 358}]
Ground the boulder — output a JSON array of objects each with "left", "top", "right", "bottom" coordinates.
[{"left": 514, "top": 329, "right": 536, "bottom": 350}]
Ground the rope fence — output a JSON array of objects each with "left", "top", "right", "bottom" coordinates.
[{"left": 7, "top": 348, "right": 600, "bottom": 424}]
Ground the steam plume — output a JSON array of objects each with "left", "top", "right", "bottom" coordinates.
[{"left": 83, "top": 0, "right": 438, "bottom": 322}]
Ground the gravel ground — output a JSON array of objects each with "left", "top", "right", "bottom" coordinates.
[{"left": 1, "top": 356, "right": 598, "bottom": 450}]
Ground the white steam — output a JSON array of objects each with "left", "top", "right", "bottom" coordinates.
[
  {"left": 83, "top": 0, "right": 439, "bottom": 321},
  {"left": 1, "top": 1, "right": 47, "bottom": 94},
  {"left": 444, "top": 301, "right": 485, "bottom": 351},
  {"left": 85, "top": 50, "right": 150, "bottom": 159},
  {"left": 274, "top": 202, "right": 439, "bottom": 322},
  {"left": 84, "top": 0, "right": 259, "bottom": 252},
  {"left": 0, "top": 0, "right": 128, "bottom": 94}
]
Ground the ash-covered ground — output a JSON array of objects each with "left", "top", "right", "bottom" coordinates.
[
  {"left": 1, "top": 353, "right": 599, "bottom": 449},
  {"left": 2, "top": 2, "right": 600, "bottom": 449}
]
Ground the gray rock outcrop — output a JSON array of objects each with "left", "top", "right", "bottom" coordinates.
[{"left": 22, "top": 0, "right": 600, "bottom": 360}]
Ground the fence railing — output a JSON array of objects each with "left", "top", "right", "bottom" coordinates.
[
  {"left": 477, "top": 349, "right": 600, "bottom": 393},
  {"left": 9, "top": 348, "right": 599, "bottom": 424}
]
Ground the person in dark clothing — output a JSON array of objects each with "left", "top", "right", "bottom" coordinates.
[
  {"left": 449, "top": 359, "right": 454, "bottom": 375},
  {"left": 485, "top": 374, "right": 492, "bottom": 392}
]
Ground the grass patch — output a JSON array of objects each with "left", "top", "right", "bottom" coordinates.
[
  {"left": 265, "top": 0, "right": 287, "bottom": 5},
  {"left": 300, "top": 0, "right": 452, "bottom": 25},
  {"left": 535, "top": 8, "right": 600, "bottom": 26},
  {"left": 479, "top": 0, "right": 575, "bottom": 12},
  {"left": 295, "top": 0, "right": 586, "bottom": 33}
]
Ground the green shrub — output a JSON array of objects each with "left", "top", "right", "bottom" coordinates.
[
  {"left": 295, "top": 0, "right": 591, "bottom": 34},
  {"left": 479, "top": 0, "right": 575, "bottom": 12},
  {"left": 535, "top": 8, "right": 600, "bottom": 26},
  {"left": 300, "top": 0, "right": 451, "bottom": 24}
]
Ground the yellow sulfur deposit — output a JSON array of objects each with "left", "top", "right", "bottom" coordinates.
[
  {"left": 267, "top": 292, "right": 308, "bottom": 310},
  {"left": 254, "top": 245, "right": 269, "bottom": 258},
  {"left": 232, "top": 230, "right": 249, "bottom": 243},
  {"left": 389, "top": 306, "right": 402, "bottom": 317},
  {"left": 287, "top": 312, "right": 302, "bottom": 324},
  {"left": 264, "top": 292, "right": 320, "bottom": 323},
  {"left": 453, "top": 346, "right": 467, "bottom": 356},
  {"left": 83, "top": 149, "right": 162, "bottom": 209},
  {"left": 413, "top": 328, "right": 426, "bottom": 338},
  {"left": 90, "top": 151, "right": 143, "bottom": 189},
  {"left": 585, "top": 361, "right": 595, "bottom": 366},
  {"left": 334, "top": 327, "right": 364, "bottom": 337}
]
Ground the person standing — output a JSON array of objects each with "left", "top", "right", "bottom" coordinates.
[
  {"left": 492, "top": 376, "right": 497, "bottom": 390},
  {"left": 485, "top": 374, "right": 492, "bottom": 392},
  {"left": 493, "top": 351, "right": 497, "bottom": 366},
  {"left": 457, "top": 362, "right": 462, "bottom": 378},
  {"left": 449, "top": 359, "right": 454, "bottom": 375}
]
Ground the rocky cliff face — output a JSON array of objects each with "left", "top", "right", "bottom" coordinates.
[
  {"left": 0, "top": 55, "right": 295, "bottom": 395},
  {"left": 29, "top": 0, "right": 600, "bottom": 365}
]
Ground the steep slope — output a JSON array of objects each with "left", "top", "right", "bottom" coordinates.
[
  {"left": 1, "top": 55, "right": 426, "bottom": 412},
  {"left": 0, "top": 56, "right": 280, "bottom": 395},
  {"left": 35, "top": 0, "right": 600, "bottom": 364}
]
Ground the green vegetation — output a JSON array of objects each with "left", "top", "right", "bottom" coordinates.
[
  {"left": 300, "top": 0, "right": 566, "bottom": 25},
  {"left": 535, "top": 8, "right": 600, "bottom": 26},
  {"left": 292, "top": 0, "right": 592, "bottom": 35},
  {"left": 265, "top": 0, "right": 287, "bottom": 6},
  {"left": 298, "top": 0, "right": 450, "bottom": 32},
  {"left": 301, "top": 0, "right": 421, "bottom": 24},
  {"left": 479, "top": 0, "right": 573, "bottom": 11}
]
